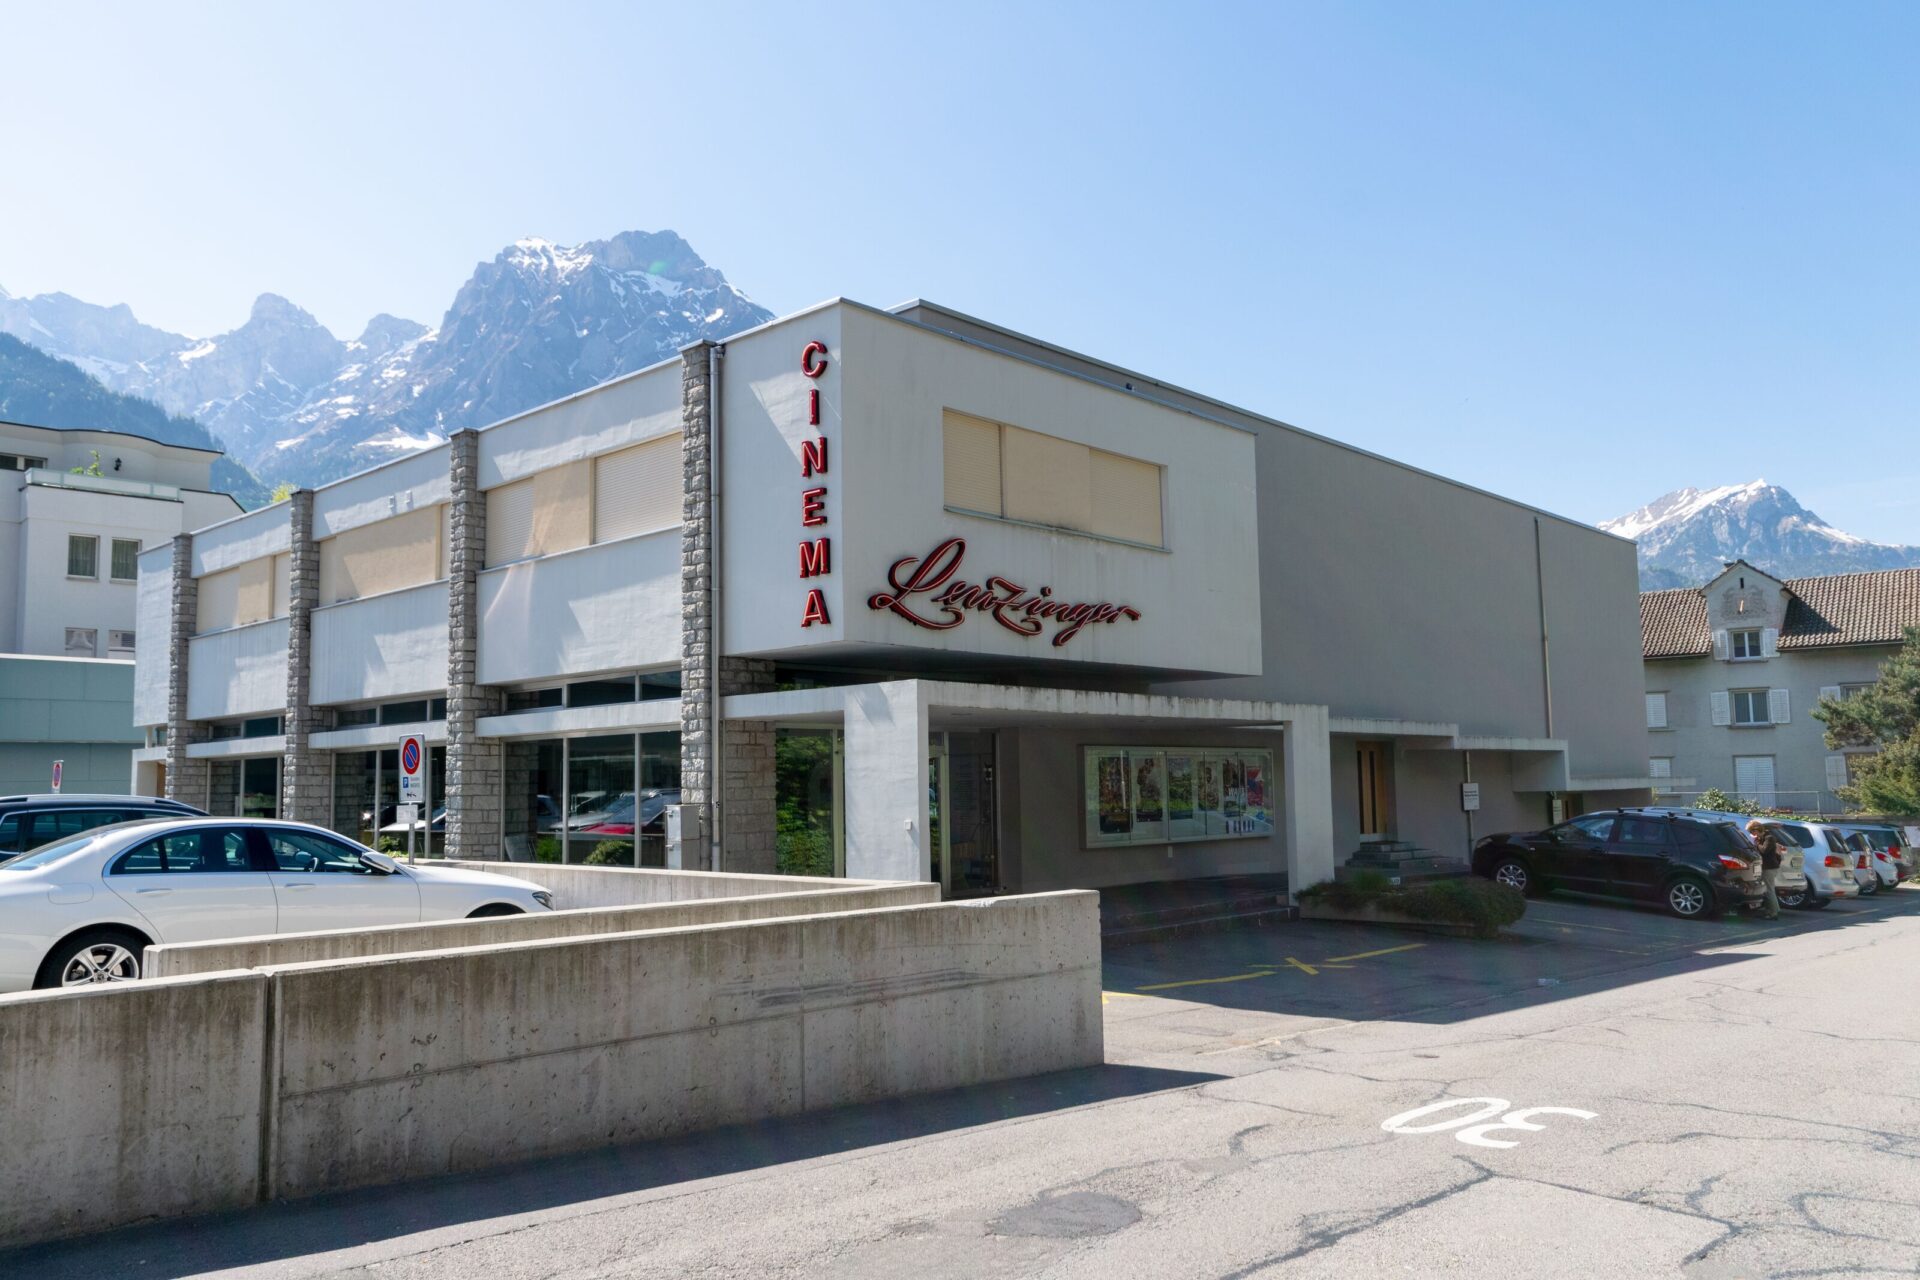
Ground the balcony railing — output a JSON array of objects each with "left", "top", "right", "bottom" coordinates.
[{"left": 23, "top": 468, "right": 181, "bottom": 501}]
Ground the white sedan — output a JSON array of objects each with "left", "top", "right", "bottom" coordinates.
[{"left": 0, "top": 818, "right": 553, "bottom": 992}]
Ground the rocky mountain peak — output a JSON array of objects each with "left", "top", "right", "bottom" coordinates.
[{"left": 1603, "top": 481, "right": 1919, "bottom": 589}]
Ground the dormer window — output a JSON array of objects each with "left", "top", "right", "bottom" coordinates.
[{"left": 1730, "top": 628, "right": 1764, "bottom": 660}]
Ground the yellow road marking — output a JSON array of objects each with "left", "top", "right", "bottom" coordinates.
[
  {"left": 1136, "top": 969, "right": 1280, "bottom": 991},
  {"left": 1320, "top": 942, "right": 1427, "bottom": 964},
  {"left": 1529, "top": 916, "right": 1633, "bottom": 935},
  {"left": 1282, "top": 957, "right": 1318, "bottom": 976}
]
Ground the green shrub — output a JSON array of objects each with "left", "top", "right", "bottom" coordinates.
[
  {"left": 376, "top": 836, "right": 405, "bottom": 855},
  {"left": 1299, "top": 874, "right": 1525, "bottom": 939},
  {"left": 584, "top": 840, "right": 633, "bottom": 867},
  {"left": 533, "top": 836, "right": 561, "bottom": 864}
]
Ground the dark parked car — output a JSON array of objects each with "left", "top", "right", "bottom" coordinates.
[
  {"left": 1471, "top": 808, "right": 1768, "bottom": 919},
  {"left": 0, "top": 793, "right": 205, "bottom": 860}
]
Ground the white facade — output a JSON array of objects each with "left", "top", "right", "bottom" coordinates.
[
  {"left": 135, "top": 297, "right": 1653, "bottom": 896},
  {"left": 0, "top": 422, "right": 239, "bottom": 660}
]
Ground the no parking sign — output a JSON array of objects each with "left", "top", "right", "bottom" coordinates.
[{"left": 398, "top": 734, "right": 426, "bottom": 805}]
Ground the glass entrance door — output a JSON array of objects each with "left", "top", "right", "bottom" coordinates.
[{"left": 930, "top": 731, "right": 998, "bottom": 898}]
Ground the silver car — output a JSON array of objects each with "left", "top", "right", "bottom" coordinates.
[{"left": 1762, "top": 820, "right": 1859, "bottom": 909}]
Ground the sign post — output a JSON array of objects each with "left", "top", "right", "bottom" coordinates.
[
  {"left": 398, "top": 734, "right": 425, "bottom": 862},
  {"left": 50, "top": 759, "right": 63, "bottom": 794}
]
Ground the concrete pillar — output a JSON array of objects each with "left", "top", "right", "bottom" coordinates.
[
  {"left": 1282, "top": 704, "right": 1336, "bottom": 895},
  {"left": 279, "top": 490, "right": 329, "bottom": 823},
  {"left": 678, "top": 342, "right": 717, "bottom": 844},
  {"left": 445, "top": 428, "right": 505, "bottom": 859},
  {"left": 843, "top": 681, "right": 930, "bottom": 883},
  {"left": 162, "top": 534, "right": 209, "bottom": 807}
]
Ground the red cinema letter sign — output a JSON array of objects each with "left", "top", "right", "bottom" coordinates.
[
  {"left": 801, "top": 486, "right": 827, "bottom": 526},
  {"left": 801, "top": 437, "right": 828, "bottom": 478},
  {"left": 801, "top": 588, "right": 832, "bottom": 627},
  {"left": 801, "top": 341, "right": 829, "bottom": 379},
  {"left": 799, "top": 538, "right": 831, "bottom": 578}
]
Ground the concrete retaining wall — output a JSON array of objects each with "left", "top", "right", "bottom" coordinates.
[
  {"left": 0, "top": 972, "right": 267, "bottom": 1248},
  {"left": 147, "top": 882, "right": 941, "bottom": 978},
  {"left": 439, "top": 859, "right": 885, "bottom": 908},
  {"left": 262, "top": 892, "right": 1102, "bottom": 1198},
  {"left": 0, "top": 891, "right": 1101, "bottom": 1246}
]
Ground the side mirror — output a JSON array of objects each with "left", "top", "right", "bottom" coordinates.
[{"left": 359, "top": 849, "right": 400, "bottom": 875}]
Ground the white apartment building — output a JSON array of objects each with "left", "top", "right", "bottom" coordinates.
[
  {"left": 0, "top": 421, "right": 242, "bottom": 795},
  {"left": 0, "top": 422, "right": 240, "bottom": 660},
  {"left": 1641, "top": 560, "right": 1920, "bottom": 811},
  {"left": 132, "top": 298, "right": 1653, "bottom": 894}
]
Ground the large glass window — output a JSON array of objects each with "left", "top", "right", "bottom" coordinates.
[
  {"left": 332, "top": 750, "right": 379, "bottom": 846},
  {"left": 241, "top": 758, "right": 279, "bottom": 819},
  {"left": 1084, "top": 746, "right": 1275, "bottom": 847},
  {"left": 776, "top": 730, "right": 837, "bottom": 876},
  {"left": 504, "top": 739, "right": 565, "bottom": 863},
  {"left": 110, "top": 538, "right": 141, "bottom": 581},
  {"left": 567, "top": 735, "right": 636, "bottom": 866}
]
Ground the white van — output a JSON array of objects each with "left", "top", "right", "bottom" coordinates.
[{"left": 1762, "top": 821, "right": 1860, "bottom": 909}]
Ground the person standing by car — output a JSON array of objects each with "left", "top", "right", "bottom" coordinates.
[{"left": 1748, "top": 820, "right": 1783, "bottom": 920}]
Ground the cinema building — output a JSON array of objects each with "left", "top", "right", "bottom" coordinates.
[{"left": 131, "top": 298, "right": 1652, "bottom": 895}]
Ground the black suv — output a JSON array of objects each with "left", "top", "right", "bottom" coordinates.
[
  {"left": 0, "top": 794, "right": 205, "bottom": 859},
  {"left": 1471, "top": 809, "right": 1767, "bottom": 919}
]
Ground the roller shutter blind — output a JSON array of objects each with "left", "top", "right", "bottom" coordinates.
[
  {"left": 196, "top": 558, "right": 273, "bottom": 632},
  {"left": 317, "top": 505, "right": 443, "bottom": 605},
  {"left": 1645, "top": 693, "right": 1668, "bottom": 729},
  {"left": 1734, "top": 756, "right": 1776, "bottom": 807},
  {"left": 594, "top": 435, "right": 681, "bottom": 542},
  {"left": 1089, "top": 448, "right": 1163, "bottom": 546},
  {"left": 271, "top": 552, "right": 291, "bottom": 618},
  {"left": 487, "top": 480, "right": 535, "bottom": 566},
  {"left": 1825, "top": 755, "right": 1850, "bottom": 793},
  {"left": 1002, "top": 425, "right": 1092, "bottom": 534},
  {"left": 942, "top": 412, "right": 1002, "bottom": 516},
  {"left": 487, "top": 462, "right": 590, "bottom": 567}
]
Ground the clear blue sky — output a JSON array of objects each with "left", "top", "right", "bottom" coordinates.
[{"left": 3, "top": 2, "right": 1915, "bottom": 539}]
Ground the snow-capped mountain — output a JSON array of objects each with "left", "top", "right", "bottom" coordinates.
[
  {"left": 1602, "top": 481, "right": 1920, "bottom": 589},
  {"left": 0, "top": 230, "right": 771, "bottom": 486}
]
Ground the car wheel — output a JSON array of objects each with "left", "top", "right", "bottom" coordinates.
[
  {"left": 1859, "top": 876, "right": 1881, "bottom": 897},
  {"left": 1799, "top": 895, "right": 1830, "bottom": 910},
  {"left": 1491, "top": 859, "right": 1535, "bottom": 896},
  {"left": 36, "top": 928, "right": 146, "bottom": 989},
  {"left": 467, "top": 904, "right": 524, "bottom": 919},
  {"left": 1665, "top": 876, "right": 1716, "bottom": 919},
  {"left": 1777, "top": 886, "right": 1807, "bottom": 910}
]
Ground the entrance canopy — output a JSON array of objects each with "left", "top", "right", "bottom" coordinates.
[{"left": 722, "top": 680, "right": 1336, "bottom": 889}]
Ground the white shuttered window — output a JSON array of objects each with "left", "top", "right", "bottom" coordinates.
[
  {"left": 593, "top": 435, "right": 681, "bottom": 542},
  {"left": 1645, "top": 692, "right": 1668, "bottom": 729}
]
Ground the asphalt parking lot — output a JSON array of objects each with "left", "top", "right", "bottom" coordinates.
[{"left": 10, "top": 885, "right": 1920, "bottom": 1279}]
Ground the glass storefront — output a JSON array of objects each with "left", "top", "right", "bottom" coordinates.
[
  {"left": 328, "top": 744, "right": 447, "bottom": 853},
  {"left": 503, "top": 732, "right": 680, "bottom": 866},
  {"left": 775, "top": 729, "right": 839, "bottom": 877}
]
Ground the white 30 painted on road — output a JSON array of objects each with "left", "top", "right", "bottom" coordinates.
[{"left": 1381, "top": 1097, "right": 1598, "bottom": 1149}]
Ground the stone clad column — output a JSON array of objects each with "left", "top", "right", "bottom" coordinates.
[
  {"left": 163, "top": 534, "right": 210, "bottom": 807},
  {"left": 679, "top": 342, "right": 716, "bottom": 865},
  {"left": 445, "top": 428, "right": 505, "bottom": 859},
  {"left": 279, "top": 489, "right": 329, "bottom": 823}
]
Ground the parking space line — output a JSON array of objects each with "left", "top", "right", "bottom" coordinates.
[
  {"left": 1320, "top": 943, "right": 1426, "bottom": 964},
  {"left": 1528, "top": 915, "right": 1635, "bottom": 934},
  {"left": 1135, "top": 968, "right": 1280, "bottom": 992}
]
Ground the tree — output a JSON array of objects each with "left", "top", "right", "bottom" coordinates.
[
  {"left": 269, "top": 481, "right": 296, "bottom": 503},
  {"left": 1813, "top": 625, "right": 1920, "bottom": 814},
  {"left": 69, "top": 448, "right": 103, "bottom": 477}
]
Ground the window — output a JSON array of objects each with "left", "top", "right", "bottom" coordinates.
[
  {"left": 67, "top": 534, "right": 99, "bottom": 579},
  {"left": 1616, "top": 816, "right": 1669, "bottom": 846},
  {"left": 241, "top": 716, "right": 284, "bottom": 739},
  {"left": 380, "top": 700, "right": 431, "bottom": 725},
  {"left": 486, "top": 462, "right": 590, "bottom": 567},
  {"left": 505, "top": 686, "right": 564, "bottom": 714},
  {"left": 1734, "top": 755, "right": 1777, "bottom": 808},
  {"left": 63, "top": 627, "right": 97, "bottom": 657},
  {"left": 108, "top": 629, "right": 136, "bottom": 658},
  {"left": 1732, "top": 689, "right": 1771, "bottom": 726},
  {"left": 333, "top": 707, "right": 378, "bottom": 728},
  {"left": 568, "top": 677, "right": 637, "bottom": 708},
  {"left": 641, "top": 670, "right": 681, "bottom": 701},
  {"left": 1557, "top": 815, "right": 1617, "bottom": 842},
  {"left": 196, "top": 558, "right": 274, "bottom": 632},
  {"left": 0, "top": 453, "right": 48, "bottom": 471},
  {"left": 241, "top": 758, "right": 279, "bottom": 819},
  {"left": 112, "top": 828, "right": 255, "bottom": 874},
  {"left": 1649, "top": 757, "right": 1673, "bottom": 794},
  {"left": 1730, "top": 628, "right": 1764, "bottom": 660},
  {"left": 0, "top": 809, "right": 135, "bottom": 854},
  {"left": 942, "top": 410, "right": 1165, "bottom": 547},
  {"left": 110, "top": 538, "right": 140, "bottom": 581},
  {"left": 1645, "top": 692, "right": 1668, "bottom": 729},
  {"left": 1085, "top": 747, "right": 1273, "bottom": 846},
  {"left": 265, "top": 829, "right": 376, "bottom": 874},
  {"left": 593, "top": 435, "right": 681, "bottom": 542},
  {"left": 318, "top": 505, "right": 444, "bottom": 605},
  {"left": 1841, "top": 684, "right": 1874, "bottom": 700}
]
